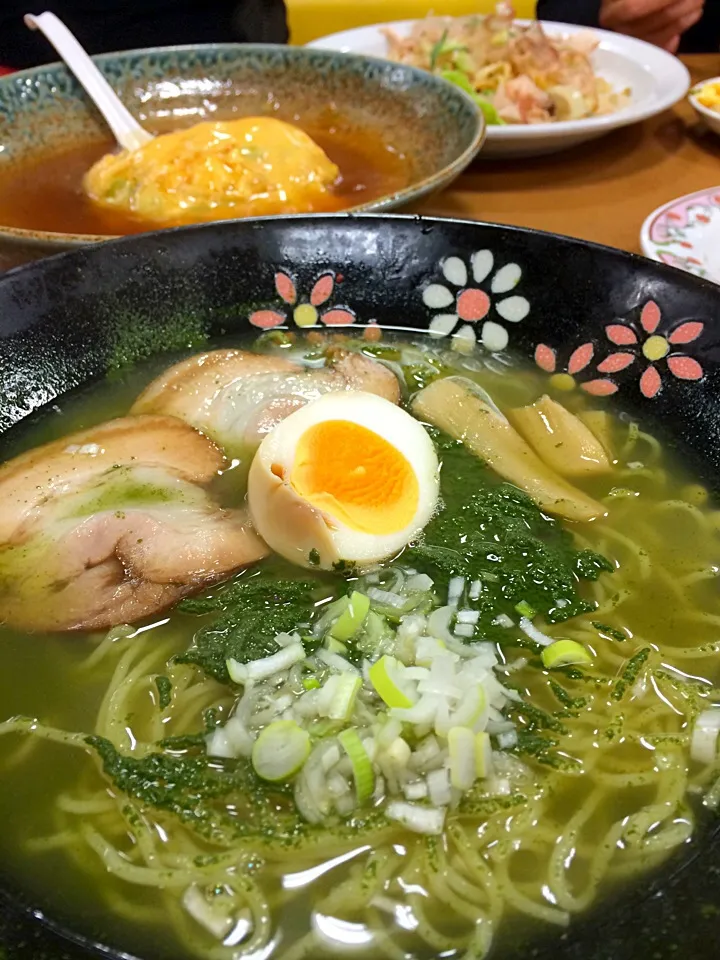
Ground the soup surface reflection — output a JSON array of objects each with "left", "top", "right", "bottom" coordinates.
[
  {"left": 0, "top": 329, "right": 719, "bottom": 960},
  {"left": 0, "top": 112, "right": 412, "bottom": 235}
]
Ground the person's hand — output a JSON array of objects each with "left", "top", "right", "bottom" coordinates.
[{"left": 600, "top": 0, "right": 704, "bottom": 53}]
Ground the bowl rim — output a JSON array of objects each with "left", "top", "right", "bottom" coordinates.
[
  {"left": 0, "top": 43, "right": 485, "bottom": 247},
  {"left": 6, "top": 209, "right": 720, "bottom": 296},
  {"left": 307, "top": 18, "right": 691, "bottom": 142}
]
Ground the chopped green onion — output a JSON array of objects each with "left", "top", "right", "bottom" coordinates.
[
  {"left": 356, "top": 611, "right": 394, "bottom": 658},
  {"left": 427, "top": 768, "right": 452, "bottom": 806},
  {"left": 330, "top": 591, "right": 370, "bottom": 641},
  {"left": 315, "top": 595, "right": 350, "bottom": 634},
  {"left": 227, "top": 642, "right": 305, "bottom": 684},
  {"left": 475, "top": 732, "right": 492, "bottom": 779},
  {"left": 325, "top": 637, "right": 348, "bottom": 655},
  {"left": 338, "top": 728, "right": 375, "bottom": 802},
  {"left": 385, "top": 735, "right": 411, "bottom": 767},
  {"left": 325, "top": 674, "right": 362, "bottom": 721},
  {"left": 541, "top": 640, "right": 592, "bottom": 670},
  {"left": 251, "top": 720, "right": 310, "bottom": 782},
  {"left": 376, "top": 716, "right": 403, "bottom": 749},
  {"left": 430, "top": 28, "right": 450, "bottom": 69},
  {"left": 691, "top": 709, "right": 720, "bottom": 764},
  {"left": 453, "top": 49, "right": 473, "bottom": 74},
  {"left": 440, "top": 68, "right": 475, "bottom": 96},
  {"left": 472, "top": 94, "right": 505, "bottom": 126},
  {"left": 448, "top": 727, "right": 476, "bottom": 790},
  {"left": 316, "top": 649, "right": 358, "bottom": 674},
  {"left": 310, "top": 718, "right": 344, "bottom": 739},
  {"left": 302, "top": 677, "right": 320, "bottom": 691},
  {"left": 438, "top": 69, "right": 505, "bottom": 125},
  {"left": 447, "top": 684, "right": 487, "bottom": 733},
  {"left": 385, "top": 800, "right": 446, "bottom": 835},
  {"left": 515, "top": 600, "right": 536, "bottom": 619},
  {"left": 415, "top": 636, "right": 447, "bottom": 666},
  {"left": 205, "top": 726, "right": 236, "bottom": 760},
  {"left": 369, "top": 655, "right": 415, "bottom": 709}
]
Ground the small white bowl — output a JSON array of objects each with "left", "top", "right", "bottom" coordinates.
[{"left": 689, "top": 77, "right": 720, "bottom": 135}]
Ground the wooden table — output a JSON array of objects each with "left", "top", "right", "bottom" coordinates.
[{"left": 416, "top": 54, "right": 720, "bottom": 255}]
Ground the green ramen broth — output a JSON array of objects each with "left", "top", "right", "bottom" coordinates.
[{"left": 1, "top": 331, "right": 720, "bottom": 960}]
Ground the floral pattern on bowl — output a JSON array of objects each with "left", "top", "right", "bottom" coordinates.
[
  {"left": 250, "top": 270, "right": 356, "bottom": 329},
  {"left": 245, "top": 241, "right": 706, "bottom": 404},
  {"left": 640, "top": 186, "right": 720, "bottom": 282}
]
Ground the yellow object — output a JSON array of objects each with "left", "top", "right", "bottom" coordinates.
[
  {"left": 411, "top": 377, "right": 605, "bottom": 523},
  {"left": 294, "top": 303, "right": 320, "bottom": 328},
  {"left": 549, "top": 373, "right": 576, "bottom": 392},
  {"left": 84, "top": 117, "right": 339, "bottom": 226},
  {"left": 292, "top": 419, "right": 419, "bottom": 535},
  {"left": 696, "top": 81, "right": 720, "bottom": 112},
  {"left": 247, "top": 392, "right": 440, "bottom": 571},
  {"left": 510, "top": 395, "right": 611, "bottom": 478},
  {"left": 642, "top": 335, "right": 670, "bottom": 362},
  {"left": 288, "top": 1, "right": 537, "bottom": 46},
  {"left": 541, "top": 639, "right": 593, "bottom": 669},
  {"left": 474, "top": 731, "right": 492, "bottom": 778},
  {"left": 369, "top": 656, "right": 415, "bottom": 709}
]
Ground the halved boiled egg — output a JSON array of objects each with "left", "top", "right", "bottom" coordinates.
[{"left": 247, "top": 392, "right": 439, "bottom": 570}]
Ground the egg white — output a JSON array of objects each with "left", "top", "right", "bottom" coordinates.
[{"left": 247, "top": 391, "right": 440, "bottom": 570}]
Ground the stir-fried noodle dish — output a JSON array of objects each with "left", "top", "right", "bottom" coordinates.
[
  {"left": 0, "top": 324, "right": 718, "bottom": 960},
  {"left": 384, "top": 3, "right": 631, "bottom": 125}
]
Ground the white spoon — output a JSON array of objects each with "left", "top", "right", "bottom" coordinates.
[{"left": 24, "top": 11, "right": 153, "bottom": 153}]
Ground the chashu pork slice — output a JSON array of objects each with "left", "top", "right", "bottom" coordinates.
[
  {"left": 0, "top": 418, "right": 267, "bottom": 632},
  {"left": 130, "top": 347, "right": 401, "bottom": 453}
]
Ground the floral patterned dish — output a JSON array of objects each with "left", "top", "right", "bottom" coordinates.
[{"left": 640, "top": 186, "right": 720, "bottom": 283}]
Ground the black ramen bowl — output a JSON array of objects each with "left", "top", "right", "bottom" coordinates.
[{"left": 1, "top": 214, "right": 720, "bottom": 960}]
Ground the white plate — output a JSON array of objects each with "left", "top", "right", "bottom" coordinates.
[
  {"left": 640, "top": 186, "right": 720, "bottom": 283},
  {"left": 308, "top": 19, "right": 690, "bottom": 159}
]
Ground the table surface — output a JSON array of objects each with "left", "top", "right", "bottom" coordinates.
[{"left": 416, "top": 54, "right": 720, "bottom": 255}]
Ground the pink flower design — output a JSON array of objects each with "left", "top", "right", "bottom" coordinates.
[
  {"left": 602, "top": 300, "right": 704, "bottom": 399},
  {"left": 534, "top": 342, "right": 618, "bottom": 396},
  {"left": 249, "top": 270, "right": 356, "bottom": 330}
]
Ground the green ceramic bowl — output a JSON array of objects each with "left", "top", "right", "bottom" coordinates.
[{"left": 0, "top": 43, "right": 484, "bottom": 269}]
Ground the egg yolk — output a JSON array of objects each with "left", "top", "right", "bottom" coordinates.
[{"left": 290, "top": 420, "right": 419, "bottom": 535}]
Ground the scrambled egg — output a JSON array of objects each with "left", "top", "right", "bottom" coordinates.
[
  {"left": 696, "top": 81, "right": 720, "bottom": 113},
  {"left": 84, "top": 117, "right": 340, "bottom": 225}
]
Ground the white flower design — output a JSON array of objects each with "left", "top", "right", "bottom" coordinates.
[{"left": 422, "top": 250, "right": 530, "bottom": 352}]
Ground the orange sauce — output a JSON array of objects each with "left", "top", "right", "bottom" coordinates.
[{"left": 0, "top": 114, "right": 412, "bottom": 236}]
